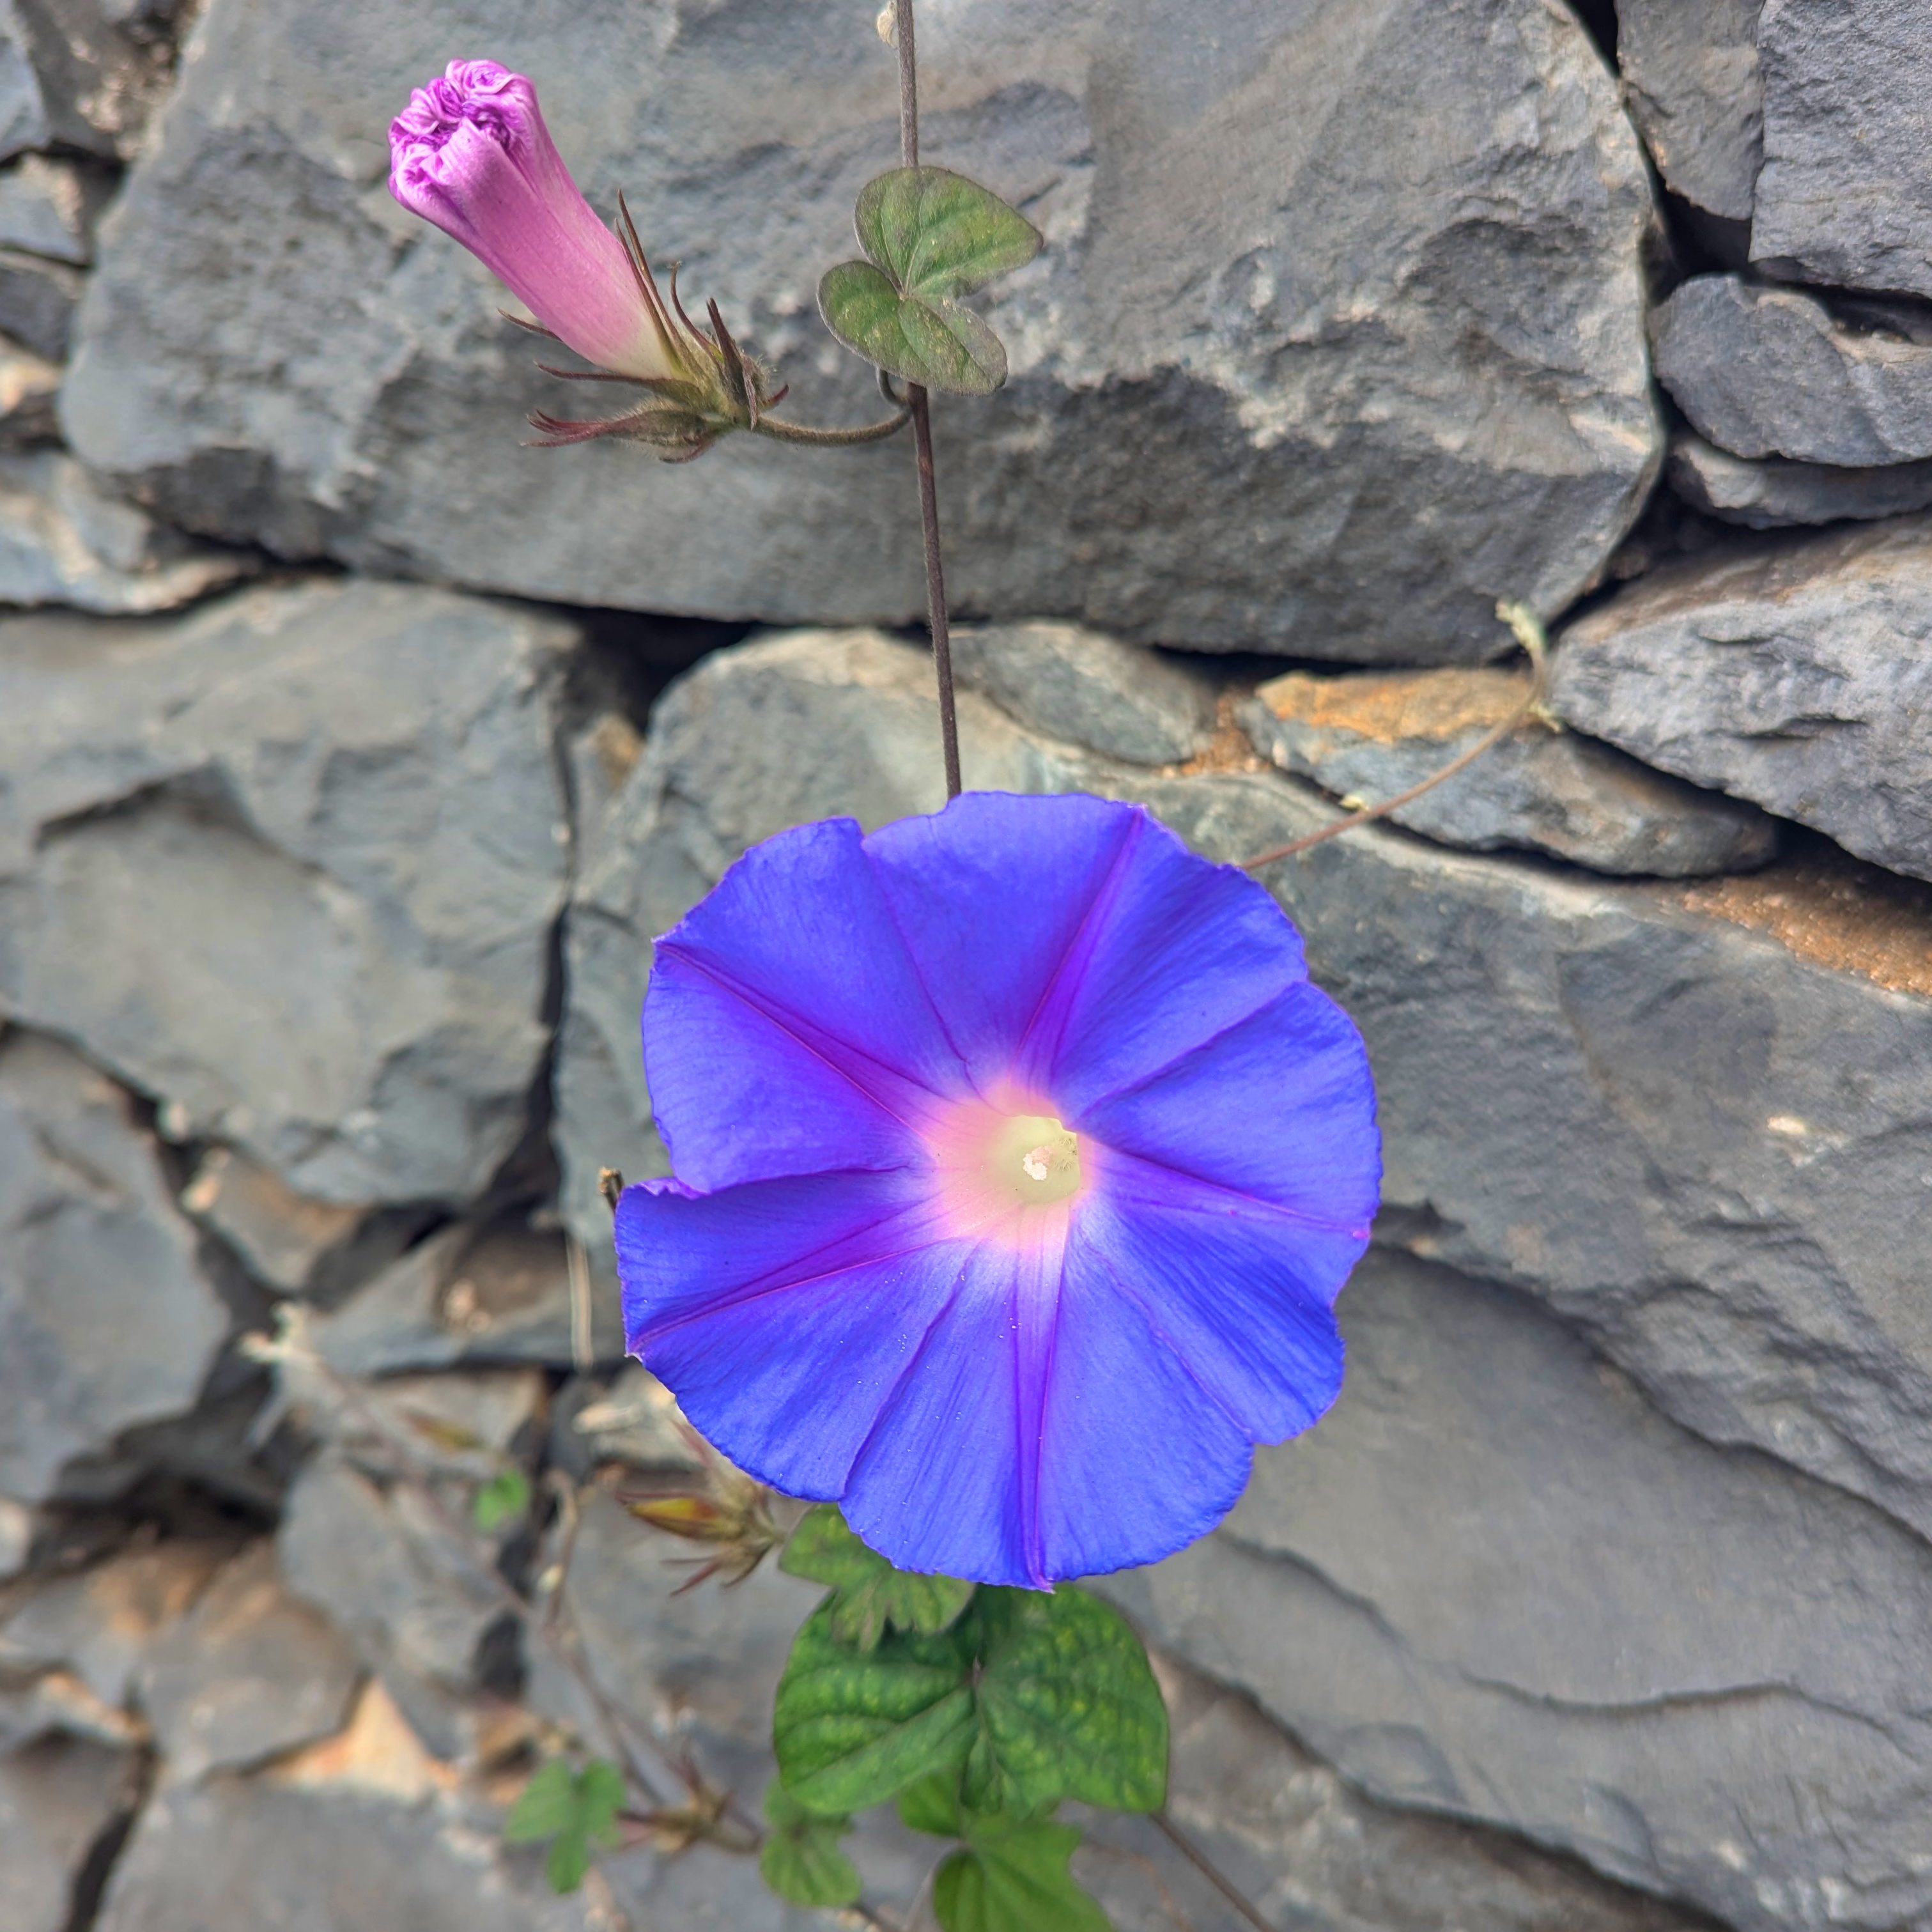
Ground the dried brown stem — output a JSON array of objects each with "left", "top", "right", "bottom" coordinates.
[
  {"left": 890, "top": 0, "right": 962, "bottom": 800},
  {"left": 1242, "top": 599, "right": 1551, "bottom": 872},
  {"left": 1151, "top": 1811, "right": 1274, "bottom": 1932}
]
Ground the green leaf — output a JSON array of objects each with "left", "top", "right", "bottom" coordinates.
[
  {"left": 545, "top": 1828, "right": 592, "bottom": 1895},
  {"left": 781, "top": 1506, "right": 976, "bottom": 1651},
  {"left": 932, "top": 1818, "right": 1111, "bottom": 1932},
  {"left": 895, "top": 1771, "right": 965, "bottom": 1839},
  {"left": 964, "top": 1588, "right": 1168, "bottom": 1816},
  {"left": 473, "top": 1466, "right": 532, "bottom": 1532},
  {"left": 854, "top": 167, "right": 1042, "bottom": 302},
  {"left": 772, "top": 1598, "right": 977, "bottom": 1814},
  {"left": 504, "top": 1760, "right": 578, "bottom": 1843},
  {"left": 759, "top": 1780, "right": 864, "bottom": 1908},
  {"left": 819, "top": 164, "right": 1042, "bottom": 396},
  {"left": 578, "top": 1759, "right": 627, "bottom": 1850},
  {"left": 506, "top": 1758, "right": 627, "bottom": 1895},
  {"left": 817, "top": 259, "right": 1010, "bottom": 396}
]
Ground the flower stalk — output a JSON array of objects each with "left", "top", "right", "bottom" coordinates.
[{"left": 892, "top": 0, "right": 964, "bottom": 801}]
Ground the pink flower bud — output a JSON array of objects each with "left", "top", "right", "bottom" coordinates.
[{"left": 389, "top": 60, "right": 676, "bottom": 382}]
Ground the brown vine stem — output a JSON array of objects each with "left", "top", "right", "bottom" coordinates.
[
  {"left": 892, "top": 0, "right": 964, "bottom": 800},
  {"left": 1242, "top": 599, "right": 1551, "bottom": 872},
  {"left": 1151, "top": 1811, "right": 1275, "bottom": 1932}
]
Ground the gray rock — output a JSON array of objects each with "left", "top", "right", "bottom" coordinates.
[
  {"left": 1106, "top": 1249, "right": 1932, "bottom": 1932},
  {"left": 950, "top": 621, "right": 1214, "bottom": 765},
  {"left": 0, "top": 337, "right": 58, "bottom": 446},
  {"left": 1075, "top": 1650, "right": 1712, "bottom": 1932},
  {"left": 0, "top": 578, "right": 578, "bottom": 1205},
  {"left": 63, "top": 0, "right": 1657, "bottom": 663},
  {"left": 311, "top": 1221, "right": 625, "bottom": 1379},
  {"left": 552, "top": 1364, "right": 701, "bottom": 1484},
  {"left": 0, "top": 451, "right": 252, "bottom": 612},
  {"left": 0, "top": 243, "right": 79, "bottom": 359},
  {"left": 0, "top": 0, "right": 180, "bottom": 163},
  {"left": 1653, "top": 274, "right": 1932, "bottom": 467},
  {"left": 0, "top": 1499, "right": 31, "bottom": 1579},
  {"left": 1242, "top": 665, "right": 1778, "bottom": 876},
  {"left": 557, "top": 626, "right": 1932, "bottom": 1586},
  {"left": 178, "top": 1147, "right": 378, "bottom": 1297},
  {"left": 277, "top": 1455, "right": 506, "bottom": 1760},
  {"left": 2, "top": 1539, "right": 229, "bottom": 1707},
  {"left": 1669, "top": 428, "right": 1932, "bottom": 528},
  {"left": 0, "top": 1032, "right": 231, "bottom": 1504},
  {"left": 1552, "top": 516, "right": 1932, "bottom": 883},
  {"left": 1615, "top": 0, "right": 1764, "bottom": 220},
  {"left": 95, "top": 1759, "right": 589, "bottom": 1932},
  {"left": 139, "top": 1541, "right": 360, "bottom": 1784},
  {"left": 1752, "top": 0, "right": 1932, "bottom": 299},
  {"left": 0, "top": 154, "right": 107, "bottom": 266},
  {"left": 0, "top": 1735, "right": 134, "bottom": 1932}
]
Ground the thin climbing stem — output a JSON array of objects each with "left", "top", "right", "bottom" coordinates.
[
  {"left": 892, "top": 0, "right": 963, "bottom": 800},
  {"left": 1152, "top": 1811, "right": 1274, "bottom": 1932},
  {"left": 1242, "top": 599, "right": 1551, "bottom": 872}
]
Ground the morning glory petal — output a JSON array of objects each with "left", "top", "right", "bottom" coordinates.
[{"left": 616, "top": 1169, "right": 968, "bottom": 1500}]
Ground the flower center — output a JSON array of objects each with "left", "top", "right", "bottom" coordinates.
[{"left": 987, "top": 1113, "right": 1083, "bottom": 1207}]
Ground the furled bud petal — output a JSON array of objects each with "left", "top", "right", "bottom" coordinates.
[{"left": 389, "top": 59, "right": 675, "bottom": 381}]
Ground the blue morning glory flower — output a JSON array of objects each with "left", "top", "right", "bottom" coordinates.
[{"left": 614, "top": 792, "right": 1380, "bottom": 1588}]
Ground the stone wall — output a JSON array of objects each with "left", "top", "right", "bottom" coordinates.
[{"left": 2, "top": 3, "right": 1929, "bottom": 1928}]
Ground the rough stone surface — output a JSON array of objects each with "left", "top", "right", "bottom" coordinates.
[
  {"left": 0, "top": 451, "right": 251, "bottom": 612},
  {"left": 95, "top": 1758, "right": 591, "bottom": 1932},
  {"left": 2, "top": 1540, "right": 229, "bottom": 1707},
  {"left": 0, "top": 0, "right": 182, "bottom": 161},
  {"left": 277, "top": 1455, "right": 506, "bottom": 1761},
  {"left": 0, "top": 153, "right": 106, "bottom": 265},
  {"left": 0, "top": 578, "right": 578, "bottom": 1205},
  {"left": 139, "top": 1541, "right": 360, "bottom": 1784},
  {"left": 1242, "top": 665, "right": 1778, "bottom": 876},
  {"left": 1668, "top": 428, "right": 1932, "bottom": 529},
  {"left": 178, "top": 1147, "right": 380, "bottom": 1298},
  {"left": 311, "top": 1221, "right": 626, "bottom": 1379},
  {"left": 1752, "top": 0, "right": 1932, "bottom": 300},
  {"left": 1078, "top": 1651, "right": 1712, "bottom": 1932},
  {"left": 559, "top": 627, "right": 1932, "bottom": 1589},
  {"left": 1614, "top": 0, "right": 1763, "bottom": 220},
  {"left": 64, "top": 0, "right": 1657, "bottom": 662},
  {"left": 949, "top": 620, "right": 1214, "bottom": 764},
  {"left": 0, "top": 1735, "right": 134, "bottom": 1932},
  {"left": 1653, "top": 275, "right": 1932, "bottom": 467},
  {"left": 1552, "top": 517, "right": 1932, "bottom": 883},
  {"left": 0, "top": 242, "right": 79, "bottom": 358},
  {"left": 0, "top": 337, "right": 56, "bottom": 445},
  {"left": 0, "top": 1031, "right": 230, "bottom": 1504},
  {"left": 1105, "top": 1248, "right": 1932, "bottom": 1932}
]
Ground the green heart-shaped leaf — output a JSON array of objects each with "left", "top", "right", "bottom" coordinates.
[
  {"left": 854, "top": 166, "right": 1043, "bottom": 301},
  {"left": 781, "top": 1504, "right": 977, "bottom": 1651},
  {"left": 759, "top": 1781, "right": 863, "bottom": 1908},
  {"left": 773, "top": 1599, "right": 977, "bottom": 1814},
  {"left": 818, "top": 259, "right": 1010, "bottom": 395},
  {"left": 964, "top": 1587, "right": 1168, "bottom": 1816},
  {"left": 504, "top": 1758, "right": 626, "bottom": 1896},
  {"left": 932, "top": 1818, "right": 1111, "bottom": 1932}
]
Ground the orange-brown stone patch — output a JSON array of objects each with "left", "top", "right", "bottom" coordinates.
[
  {"left": 1682, "top": 857, "right": 1932, "bottom": 998},
  {"left": 1255, "top": 667, "right": 1532, "bottom": 743}
]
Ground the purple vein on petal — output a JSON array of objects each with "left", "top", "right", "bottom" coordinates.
[
  {"left": 1078, "top": 1231, "right": 1253, "bottom": 1442},
  {"left": 1068, "top": 984, "right": 1297, "bottom": 1114},
  {"left": 1013, "top": 810, "right": 1143, "bottom": 1087},
  {"left": 1096, "top": 1144, "right": 1372, "bottom": 1238},
  {"left": 628, "top": 1195, "right": 952, "bottom": 1345},
  {"left": 655, "top": 941, "right": 942, "bottom": 1125},
  {"left": 838, "top": 1247, "right": 975, "bottom": 1499},
  {"left": 862, "top": 841, "right": 980, "bottom": 1102},
  {"left": 1020, "top": 1231, "right": 1069, "bottom": 1590}
]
